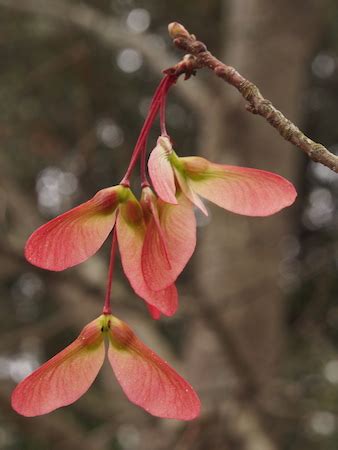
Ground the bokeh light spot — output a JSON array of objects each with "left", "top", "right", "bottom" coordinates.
[
  {"left": 126, "top": 9, "right": 150, "bottom": 33},
  {"left": 116, "top": 48, "right": 143, "bottom": 73}
]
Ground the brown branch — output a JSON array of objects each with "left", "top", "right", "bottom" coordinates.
[
  {"left": 0, "top": 0, "right": 211, "bottom": 115},
  {"left": 167, "top": 22, "right": 338, "bottom": 173}
]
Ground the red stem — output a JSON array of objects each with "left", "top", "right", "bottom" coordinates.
[
  {"left": 160, "top": 91, "right": 168, "bottom": 137},
  {"left": 102, "top": 226, "right": 118, "bottom": 315},
  {"left": 140, "top": 140, "right": 150, "bottom": 187},
  {"left": 120, "top": 74, "right": 177, "bottom": 186}
]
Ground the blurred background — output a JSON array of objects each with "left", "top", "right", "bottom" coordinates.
[{"left": 0, "top": 0, "right": 338, "bottom": 449}]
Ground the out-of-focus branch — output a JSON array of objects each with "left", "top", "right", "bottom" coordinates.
[
  {"left": 0, "top": 0, "right": 211, "bottom": 115},
  {"left": 168, "top": 22, "right": 338, "bottom": 173},
  {"left": 194, "top": 294, "right": 279, "bottom": 450},
  {"left": 0, "top": 388, "right": 110, "bottom": 450}
]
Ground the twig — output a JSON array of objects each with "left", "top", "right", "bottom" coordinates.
[{"left": 167, "top": 22, "right": 338, "bottom": 173}]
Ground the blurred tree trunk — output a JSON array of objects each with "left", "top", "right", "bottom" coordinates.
[{"left": 184, "top": 0, "right": 326, "bottom": 448}]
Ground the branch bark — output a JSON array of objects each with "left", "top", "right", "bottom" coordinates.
[{"left": 168, "top": 22, "right": 338, "bottom": 173}]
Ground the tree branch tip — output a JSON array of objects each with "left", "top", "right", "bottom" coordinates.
[
  {"left": 166, "top": 21, "right": 338, "bottom": 173},
  {"left": 168, "top": 22, "right": 190, "bottom": 40}
]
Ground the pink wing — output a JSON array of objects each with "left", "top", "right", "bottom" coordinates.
[
  {"left": 12, "top": 318, "right": 105, "bottom": 416},
  {"left": 108, "top": 318, "right": 200, "bottom": 420},
  {"left": 117, "top": 199, "right": 178, "bottom": 317},
  {"left": 183, "top": 157, "right": 297, "bottom": 216},
  {"left": 25, "top": 187, "right": 120, "bottom": 270},
  {"left": 142, "top": 194, "right": 196, "bottom": 291},
  {"left": 148, "top": 137, "right": 177, "bottom": 204}
]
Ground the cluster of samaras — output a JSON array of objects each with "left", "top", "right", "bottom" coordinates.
[{"left": 12, "top": 74, "right": 296, "bottom": 420}]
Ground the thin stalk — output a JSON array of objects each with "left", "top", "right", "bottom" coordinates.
[
  {"left": 102, "top": 226, "right": 118, "bottom": 315},
  {"left": 140, "top": 140, "right": 150, "bottom": 187},
  {"left": 160, "top": 90, "right": 168, "bottom": 137},
  {"left": 120, "top": 75, "right": 177, "bottom": 186}
]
